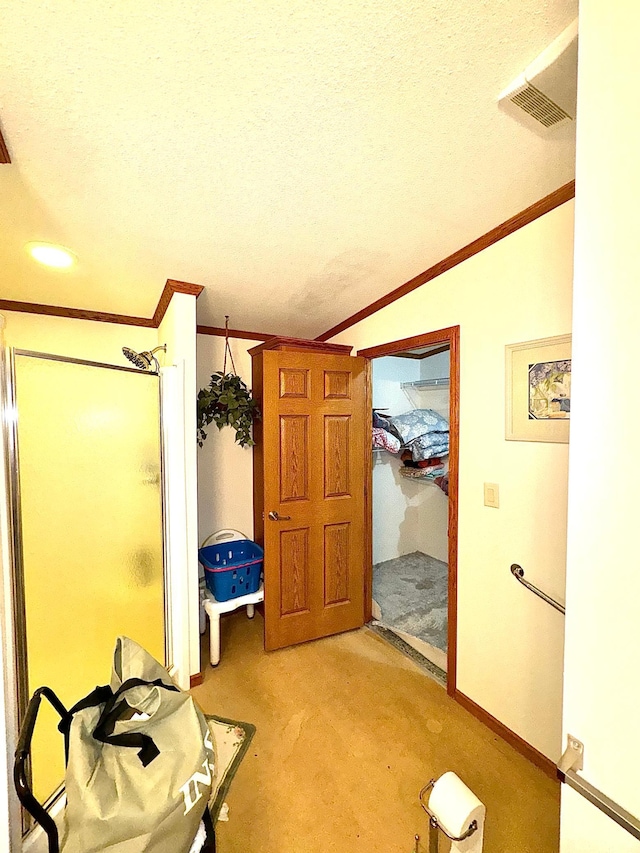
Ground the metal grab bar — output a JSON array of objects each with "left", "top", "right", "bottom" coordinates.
[
  {"left": 510, "top": 564, "right": 566, "bottom": 614},
  {"left": 560, "top": 770, "right": 640, "bottom": 841}
]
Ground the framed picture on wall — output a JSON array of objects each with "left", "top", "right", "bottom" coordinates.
[{"left": 505, "top": 334, "right": 571, "bottom": 443}]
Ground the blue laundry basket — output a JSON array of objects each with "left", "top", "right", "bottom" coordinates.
[{"left": 198, "top": 529, "right": 263, "bottom": 602}]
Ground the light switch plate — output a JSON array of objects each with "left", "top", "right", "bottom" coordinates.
[{"left": 484, "top": 482, "right": 500, "bottom": 508}]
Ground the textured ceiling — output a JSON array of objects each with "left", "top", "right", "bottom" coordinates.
[{"left": 0, "top": 0, "right": 577, "bottom": 338}]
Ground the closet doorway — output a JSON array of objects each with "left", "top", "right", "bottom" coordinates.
[{"left": 359, "top": 326, "right": 459, "bottom": 694}]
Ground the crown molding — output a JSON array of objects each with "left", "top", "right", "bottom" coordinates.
[
  {"left": 0, "top": 279, "right": 204, "bottom": 329},
  {"left": 196, "top": 325, "right": 275, "bottom": 342},
  {"left": 153, "top": 279, "right": 205, "bottom": 327},
  {"left": 0, "top": 299, "right": 155, "bottom": 327}
]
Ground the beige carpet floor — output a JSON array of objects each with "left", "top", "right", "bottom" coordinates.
[{"left": 191, "top": 610, "right": 560, "bottom": 853}]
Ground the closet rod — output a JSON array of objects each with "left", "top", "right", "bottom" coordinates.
[{"left": 510, "top": 564, "right": 565, "bottom": 614}]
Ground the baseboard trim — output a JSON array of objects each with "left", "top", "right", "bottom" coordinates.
[
  {"left": 453, "top": 689, "right": 558, "bottom": 781},
  {"left": 190, "top": 672, "right": 204, "bottom": 688}
]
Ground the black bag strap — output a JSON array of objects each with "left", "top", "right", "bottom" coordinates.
[
  {"left": 203, "top": 806, "right": 216, "bottom": 849},
  {"left": 58, "top": 685, "right": 114, "bottom": 763},
  {"left": 93, "top": 677, "right": 180, "bottom": 767}
]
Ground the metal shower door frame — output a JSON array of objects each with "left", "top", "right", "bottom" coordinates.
[{"left": 5, "top": 348, "right": 168, "bottom": 828}]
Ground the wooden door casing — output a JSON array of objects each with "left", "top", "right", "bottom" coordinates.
[
  {"left": 253, "top": 349, "right": 366, "bottom": 651},
  {"left": 357, "top": 325, "right": 460, "bottom": 695}
]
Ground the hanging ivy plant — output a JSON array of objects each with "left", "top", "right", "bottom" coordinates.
[
  {"left": 197, "top": 371, "right": 260, "bottom": 448},
  {"left": 196, "top": 317, "right": 260, "bottom": 448}
]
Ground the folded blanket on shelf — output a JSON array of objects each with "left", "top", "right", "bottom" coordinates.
[
  {"left": 372, "top": 410, "right": 392, "bottom": 429},
  {"left": 373, "top": 427, "right": 401, "bottom": 454},
  {"left": 387, "top": 408, "right": 449, "bottom": 443},
  {"left": 407, "top": 462, "right": 444, "bottom": 476},
  {"left": 417, "top": 456, "right": 443, "bottom": 468},
  {"left": 406, "top": 433, "right": 449, "bottom": 462},
  {"left": 400, "top": 465, "right": 445, "bottom": 480},
  {"left": 386, "top": 408, "right": 449, "bottom": 462}
]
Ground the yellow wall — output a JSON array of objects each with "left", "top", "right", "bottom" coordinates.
[
  {"left": 1, "top": 310, "right": 158, "bottom": 364},
  {"left": 331, "top": 200, "right": 574, "bottom": 761}
]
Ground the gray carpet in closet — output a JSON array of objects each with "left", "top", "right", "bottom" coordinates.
[{"left": 372, "top": 551, "right": 448, "bottom": 652}]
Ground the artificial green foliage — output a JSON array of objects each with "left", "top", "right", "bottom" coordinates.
[{"left": 197, "top": 372, "right": 260, "bottom": 448}]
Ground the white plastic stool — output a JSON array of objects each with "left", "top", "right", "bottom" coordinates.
[{"left": 202, "top": 584, "right": 264, "bottom": 666}]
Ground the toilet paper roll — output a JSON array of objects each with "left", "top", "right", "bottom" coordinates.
[{"left": 428, "top": 771, "right": 485, "bottom": 853}]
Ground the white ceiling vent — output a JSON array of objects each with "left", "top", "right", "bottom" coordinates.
[{"left": 499, "top": 18, "right": 578, "bottom": 133}]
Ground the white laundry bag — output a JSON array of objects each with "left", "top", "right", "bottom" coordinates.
[{"left": 60, "top": 637, "right": 214, "bottom": 853}]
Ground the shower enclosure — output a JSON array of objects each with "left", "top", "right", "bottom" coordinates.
[{"left": 7, "top": 350, "right": 166, "bottom": 808}]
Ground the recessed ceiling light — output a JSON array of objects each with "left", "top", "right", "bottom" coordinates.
[{"left": 26, "top": 242, "right": 77, "bottom": 269}]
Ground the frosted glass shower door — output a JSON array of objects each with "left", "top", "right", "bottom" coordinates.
[{"left": 12, "top": 352, "right": 165, "bottom": 804}]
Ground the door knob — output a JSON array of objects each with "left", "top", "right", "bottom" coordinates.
[{"left": 268, "top": 511, "right": 291, "bottom": 521}]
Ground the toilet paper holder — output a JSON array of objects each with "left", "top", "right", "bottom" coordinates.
[{"left": 419, "top": 780, "right": 478, "bottom": 852}]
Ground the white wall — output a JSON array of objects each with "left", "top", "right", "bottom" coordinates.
[
  {"left": 372, "top": 355, "right": 448, "bottom": 564},
  {"left": 421, "top": 350, "right": 449, "bottom": 382},
  {"left": 560, "top": 2, "right": 640, "bottom": 849},
  {"left": 373, "top": 451, "right": 449, "bottom": 565},
  {"left": 196, "top": 334, "right": 256, "bottom": 544},
  {"left": 415, "top": 483, "right": 448, "bottom": 563},
  {"left": 332, "top": 200, "right": 574, "bottom": 761},
  {"left": 158, "top": 294, "right": 200, "bottom": 678},
  {"left": 415, "top": 351, "right": 450, "bottom": 560},
  {"left": 417, "top": 351, "right": 450, "bottom": 420},
  {"left": 372, "top": 355, "right": 419, "bottom": 412}
]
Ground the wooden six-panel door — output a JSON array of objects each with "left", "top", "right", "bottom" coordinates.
[{"left": 253, "top": 348, "right": 367, "bottom": 651}]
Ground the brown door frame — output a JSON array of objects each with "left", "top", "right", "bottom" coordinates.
[{"left": 358, "top": 325, "right": 460, "bottom": 696}]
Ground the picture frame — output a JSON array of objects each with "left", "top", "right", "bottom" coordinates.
[{"left": 505, "top": 334, "right": 571, "bottom": 443}]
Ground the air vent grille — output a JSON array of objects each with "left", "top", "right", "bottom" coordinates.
[{"left": 510, "top": 83, "right": 570, "bottom": 128}]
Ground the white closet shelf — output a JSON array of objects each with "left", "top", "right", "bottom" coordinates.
[{"left": 400, "top": 378, "right": 449, "bottom": 389}]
